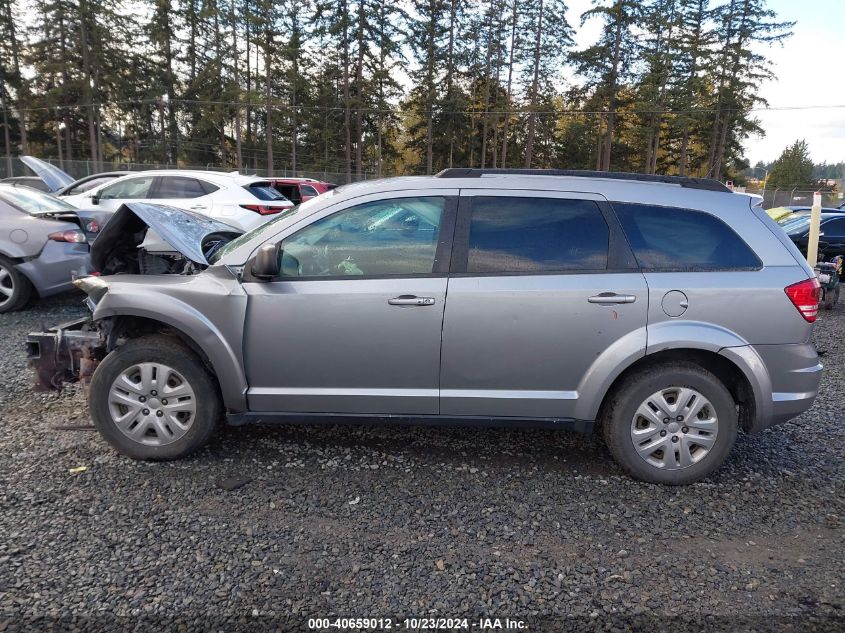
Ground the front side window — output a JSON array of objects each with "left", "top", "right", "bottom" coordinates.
[
  {"left": 99, "top": 175, "right": 155, "bottom": 200},
  {"left": 614, "top": 203, "right": 761, "bottom": 270},
  {"left": 155, "top": 176, "right": 209, "bottom": 199},
  {"left": 279, "top": 196, "right": 445, "bottom": 277},
  {"left": 466, "top": 196, "right": 609, "bottom": 273}
]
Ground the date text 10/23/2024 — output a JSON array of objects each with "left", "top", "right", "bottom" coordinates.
[{"left": 307, "top": 617, "right": 528, "bottom": 630}]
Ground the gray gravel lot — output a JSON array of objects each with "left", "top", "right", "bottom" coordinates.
[{"left": 0, "top": 292, "right": 843, "bottom": 632}]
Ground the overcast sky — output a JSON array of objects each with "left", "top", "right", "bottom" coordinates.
[{"left": 566, "top": 0, "right": 845, "bottom": 166}]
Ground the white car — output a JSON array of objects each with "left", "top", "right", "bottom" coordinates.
[{"left": 63, "top": 170, "right": 295, "bottom": 231}]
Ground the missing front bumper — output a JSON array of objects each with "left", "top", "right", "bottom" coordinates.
[{"left": 27, "top": 317, "right": 106, "bottom": 391}]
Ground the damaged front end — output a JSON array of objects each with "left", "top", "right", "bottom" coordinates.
[
  {"left": 26, "top": 316, "right": 107, "bottom": 391},
  {"left": 26, "top": 202, "right": 244, "bottom": 391}
]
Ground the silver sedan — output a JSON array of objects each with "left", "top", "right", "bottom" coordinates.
[{"left": 0, "top": 184, "right": 94, "bottom": 312}]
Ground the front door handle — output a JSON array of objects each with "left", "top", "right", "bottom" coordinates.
[
  {"left": 588, "top": 293, "right": 637, "bottom": 305},
  {"left": 388, "top": 295, "right": 436, "bottom": 306}
]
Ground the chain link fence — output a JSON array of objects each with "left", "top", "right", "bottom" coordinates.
[{"left": 744, "top": 187, "right": 844, "bottom": 210}]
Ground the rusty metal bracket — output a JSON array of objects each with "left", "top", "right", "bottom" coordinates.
[{"left": 27, "top": 317, "right": 106, "bottom": 391}]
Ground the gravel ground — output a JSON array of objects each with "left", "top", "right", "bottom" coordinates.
[{"left": 0, "top": 292, "right": 843, "bottom": 632}]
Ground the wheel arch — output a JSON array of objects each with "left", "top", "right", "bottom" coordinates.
[
  {"left": 595, "top": 348, "right": 763, "bottom": 434},
  {"left": 94, "top": 308, "right": 248, "bottom": 411}
]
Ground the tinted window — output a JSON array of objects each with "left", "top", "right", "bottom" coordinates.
[
  {"left": 155, "top": 176, "right": 209, "bottom": 199},
  {"left": 301, "top": 184, "right": 319, "bottom": 197},
  {"left": 614, "top": 203, "right": 761, "bottom": 270},
  {"left": 822, "top": 218, "right": 845, "bottom": 238},
  {"left": 249, "top": 183, "right": 289, "bottom": 202},
  {"left": 99, "top": 175, "right": 155, "bottom": 200},
  {"left": 280, "top": 196, "right": 445, "bottom": 277},
  {"left": 6, "top": 178, "right": 50, "bottom": 192},
  {"left": 466, "top": 197, "right": 609, "bottom": 273}
]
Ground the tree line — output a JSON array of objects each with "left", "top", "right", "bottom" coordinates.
[{"left": 0, "top": 0, "right": 792, "bottom": 182}]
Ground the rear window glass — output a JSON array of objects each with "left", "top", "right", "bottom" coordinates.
[
  {"left": 467, "top": 197, "right": 609, "bottom": 273},
  {"left": 614, "top": 203, "right": 761, "bottom": 270},
  {"left": 0, "top": 186, "right": 77, "bottom": 214},
  {"left": 65, "top": 175, "right": 118, "bottom": 195},
  {"left": 248, "top": 182, "right": 290, "bottom": 202}
]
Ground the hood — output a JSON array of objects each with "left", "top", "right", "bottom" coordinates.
[
  {"left": 20, "top": 156, "right": 76, "bottom": 192},
  {"left": 90, "top": 202, "right": 243, "bottom": 274}
]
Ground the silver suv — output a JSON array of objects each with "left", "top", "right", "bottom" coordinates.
[{"left": 27, "top": 169, "right": 823, "bottom": 485}]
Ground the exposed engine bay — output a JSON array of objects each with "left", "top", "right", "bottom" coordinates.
[{"left": 90, "top": 202, "right": 244, "bottom": 276}]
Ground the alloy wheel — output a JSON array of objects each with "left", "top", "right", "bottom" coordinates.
[{"left": 0, "top": 265, "right": 15, "bottom": 307}]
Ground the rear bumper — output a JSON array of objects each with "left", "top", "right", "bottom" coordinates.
[
  {"left": 16, "top": 241, "right": 89, "bottom": 298},
  {"left": 748, "top": 343, "right": 822, "bottom": 431},
  {"left": 26, "top": 317, "right": 105, "bottom": 390}
]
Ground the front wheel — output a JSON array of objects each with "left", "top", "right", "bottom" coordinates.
[
  {"left": 602, "top": 363, "right": 738, "bottom": 485},
  {"left": 89, "top": 335, "right": 222, "bottom": 460}
]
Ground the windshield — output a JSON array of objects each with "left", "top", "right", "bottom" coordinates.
[
  {"left": 209, "top": 189, "right": 338, "bottom": 264},
  {"left": 0, "top": 186, "right": 78, "bottom": 214},
  {"left": 779, "top": 215, "right": 812, "bottom": 236}
]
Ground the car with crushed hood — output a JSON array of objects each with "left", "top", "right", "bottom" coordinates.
[{"left": 27, "top": 169, "right": 822, "bottom": 485}]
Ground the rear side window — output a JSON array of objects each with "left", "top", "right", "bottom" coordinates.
[
  {"left": 155, "top": 176, "right": 210, "bottom": 199},
  {"left": 614, "top": 203, "right": 761, "bottom": 270},
  {"left": 466, "top": 197, "right": 609, "bottom": 273},
  {"left": 301, "top": 184, "right": 319, "bottom": 197}
]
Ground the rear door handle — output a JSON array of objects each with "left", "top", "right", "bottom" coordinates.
[
  {"left": 388, "top": 295, "right": 436, "bottom": 306},
  {"left": 588, "top": 293, "right": 637, "bottom": 305}
]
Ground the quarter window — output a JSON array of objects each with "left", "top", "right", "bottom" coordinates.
[
  {"left": 614, "top": 203, "right": 761, "bottom": 270},
  {"left": 279, "top": 196, "right": 445, "bottom": 277},
  {"left": 466, "top": 196, "right": 609, "bottom": 273}
]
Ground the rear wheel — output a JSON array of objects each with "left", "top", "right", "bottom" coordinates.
[
  {"left": 89, "top": 335, "right": 221, "bottom": 460},
  {"left": 602, "top": 363, "right": 738, "bottom": 485},
  {"left": 0, "top": 255, "right": 33, "bottom": 313}
]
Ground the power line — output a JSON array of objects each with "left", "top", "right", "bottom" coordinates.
[{"left": 5, "top": 98, "right": 845, "bottom": 117}]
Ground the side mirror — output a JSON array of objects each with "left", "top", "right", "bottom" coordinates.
[
  {"left": 251, "top": 243, "right": 281, "bottom": 279},
  {"left": 90, "top": 193, "right": 100, "bottom": 205}
]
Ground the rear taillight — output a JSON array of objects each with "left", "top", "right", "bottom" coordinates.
[
  {"left": 48, "top": 230, "right": 87, "bottom": 244},
  {"left": 784, "top": 277, "right": 821, "bottom": 322},
  {"left": 240, "top": 204, "right": 285, "bottom": 216},
  {"left": 84, "top": 219, "right": 100, "bottom": 233}
]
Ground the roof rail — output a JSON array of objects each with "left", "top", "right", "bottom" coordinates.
[{"left": 434, "top": 168, "right": 731, "bottom": 193}]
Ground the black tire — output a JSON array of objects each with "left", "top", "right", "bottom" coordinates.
[
  {"left": 601, "top": 362, "right": 738, "bottom": 485},
  {"left": 0, "top": 255, "right": 34, "bottom": 313},
  {"left": 823, "top": 285, "right": 839, "bottom": 310},
  {"left": 89, "top": 335, "right": 222, "bottom": 460}
]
